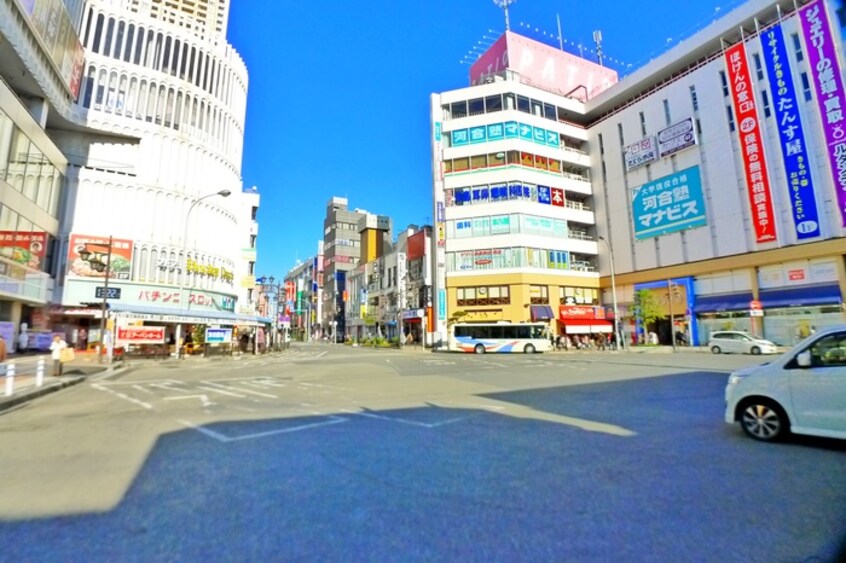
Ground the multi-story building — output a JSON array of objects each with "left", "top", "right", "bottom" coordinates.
[
  {"left": 283, "top": 256, "right": 317, "bottom": 341},
  {"left": 41, "top": 0, "right": 265, "bottom": 348},
  {"left": 237, "top": 184, "right": 258, "bottom": 315},
  {"left": 432, "top": 0, "right": 846, "bottom": 349},
  {"left": 430, "top": 32, "right": 618, "bottom": 349},
  {"left": 0, "top": 0, "right": 85, "bottom": 350},
  {"left": 320, "top": 197, "right": 368, "bottom": 341}
]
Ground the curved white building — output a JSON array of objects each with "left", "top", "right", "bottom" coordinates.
[{"left": 48, "top": 0, "right": 260, "bottom": 346}]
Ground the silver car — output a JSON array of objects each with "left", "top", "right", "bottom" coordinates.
[{"left": 708, "top": 330, "right": 778, "bottom": 355}]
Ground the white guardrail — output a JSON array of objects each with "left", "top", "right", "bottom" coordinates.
[{"left": 3, "top": 356, "right": 48, "bottom": 397}]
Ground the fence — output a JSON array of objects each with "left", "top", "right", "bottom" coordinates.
[{"left": 2, "top": 356, "right": 49, "bottom": 398}]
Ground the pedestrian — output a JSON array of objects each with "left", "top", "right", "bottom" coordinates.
[
  {"left": 49, "top": 335, "right": 67, "bottom": 377},
  {"left": 0, "top": 335, "right": 7, "bottom": 375},
  {"left": 17, "top": 329, "right": 28, "bottom": 354}
]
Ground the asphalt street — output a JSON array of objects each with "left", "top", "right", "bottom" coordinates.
[{"left": 0, "top": 344, "right": 844, "bottom": 562}]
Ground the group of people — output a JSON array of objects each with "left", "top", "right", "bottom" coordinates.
[{"left": 551, "top": 333, "right": 618, "bottom": 351}]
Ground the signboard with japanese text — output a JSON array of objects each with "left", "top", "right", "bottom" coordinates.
[
  {"left": 656, "top": 118, "right": 698, "bottom": 158},
  {"left": 624, "top": 137, "right": 658, "bottom": 171},
  {"left": 558, "top": 306, "right": 607, "bottom": 320},
  {"left": 0, "top": 231, "right": 47, "bottom": 270},
  {"left": 760, "top": 23, "right": 821, "bottom": 239},
  {"left": 631, "top": 166, "right": 707, "bottom": 240},
  {"left": 800, "top": 0, "right": 846, "bottom": 226},
  {"left": 67, "top": 234, "right": 134, "bottom": 280},
  {"left": 206, "top": 327, "right": 233, "bottom": 343},
  {"left": 550, "top": 188, "right": 565, "bottom": 207},
  {"left": 724, "top": 42, "right": 778, "bottom": 243},
  {"left": 116, "top": 325, "right": 166, "bottom": 345}
]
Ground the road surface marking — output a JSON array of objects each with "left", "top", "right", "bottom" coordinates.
[
  {"left": 164, "top": 394, "right": 214, "bottom": 407},
  {"left": 195, "top": 385, "right": 245, "bottom": 398},
  {"left": 91, "top": 383, "right": 153, "bottom": 410},
  {"left": 177, "top": 416, "right": 347, "bottom": 443},
  {"left": 201, "top": 381, "right": 277, "bottom": 398}
]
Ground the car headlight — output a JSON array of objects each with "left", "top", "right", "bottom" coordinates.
[{"left": 728, "top": 374, "right": 745, "bottom": 386}]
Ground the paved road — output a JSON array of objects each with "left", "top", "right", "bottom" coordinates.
[{"left": 0, "top": 344, "right": 844, "bottom": 562}]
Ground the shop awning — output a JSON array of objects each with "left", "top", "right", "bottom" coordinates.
[
  {"left": 530, "top": 305, "right": 555, "bottom": 321},
  {"left": 692, "top": 293, "right": 753, "bottom": 313},
  {"left": 561, "top": 319, "right": 612, "bottom": 334},
  {"left": 106, "top": 303, "right": 272, "bottom": 326},
  {"left": 758, "top": 284, "right": 842, "bottom": 308}
]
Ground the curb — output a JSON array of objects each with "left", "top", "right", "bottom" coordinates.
[{"left": 0, "top": 375, "right": 87, "bottom": 413}]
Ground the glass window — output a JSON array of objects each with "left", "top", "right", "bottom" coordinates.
[
  {"left": 490, "top": 184, "right": 508, "bottom": 201},
  {"left": 531, "top": 100, "right": 543, "bottom": 116},
  {"left": 506, "top": 150, "right": 519, "bottom": 165},
  {"left": 792, "top": 33, "right": 804, "bottom": 62},
  {"left": 451, "top": 101, "right": 467, "bottom": 119},
  {"left": 752, "top": 53, "right": 764, "bottom": 81},
  {"left": 719, "top": 70, "right": 729, "bottom": 97},
  {"left": 504, "top": 93, "right": 515, "bottom": 110},
  {"left": 6, "top": 128, "right": 31, "bottom": 192},
  {"left": 469, "top": 98, "right": 484, "bottom": 116},
  {"left": 453, "top": 157, "right": 469, "bottom": 172},
  {"left": 761, "top": 89, "right": 771, "bottom": 118},
  {"left": 690, "top": 85, "right": 698, "bottom": 111},
  {"left": 485, "top": 95, "right": 502, "bottom": 112},
  {"left": 544, "top": 103, "right": 556, "bottom": 120},
  {"left": 473, "top": 217, "right": 490, "bottom": 236},
  {"left": 808, "top": 332, "right": 846, "bottom": 366},
  {"left": 726, "top": 105, "right": 735, "bottom": 132},
  {"left": 455, "top": 187, "right": 471, "bottom": 205},
  {"left": 470, "top": 154, "right": 486, "bottom": 169},
  {"left": 471, "top": 186, "right": 489, "bottom": 202},
  {"left": 454, "top": 219, "right": 472, "bottom": 238},
  {"left": 800, "top": 73, "right": 812, "bottom": 101},
  {"left": 489, "top": 152, "right": 505, "bottom": 167},
  {"left": 0, "top": 110, "right": 14, "bottom": 181},
  {"left": 517, "top": 96, "right": 530, "bottom": 113}
]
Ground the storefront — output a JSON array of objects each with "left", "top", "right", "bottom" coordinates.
[
  {"left": 557, "top": 305, "right": 613, "bottom": 336},
  {"left": 401, "top": 308, "right": 425, "bottom": 344}
]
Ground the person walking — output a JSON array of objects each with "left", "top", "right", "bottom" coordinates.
[{"left": 49, "top": 335, "right": 67, "bottom": 377}]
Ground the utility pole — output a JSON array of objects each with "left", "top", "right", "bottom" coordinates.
[{"left": 98, "top": 236, "right": 113, "bottom": 364}]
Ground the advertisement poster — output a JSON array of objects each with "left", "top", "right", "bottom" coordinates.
[
  {"left": 800, "top": 0, "right": 846, "bottom": 226},
  {"left": 760, "top": 23, "right": 821, "bottom": 239},
  {"left": 724, "top": 41, "right": 778, "bottom": 243},
  {"left": 657, "top": 118, "right": 698, "bottom": 158},
  {"left": 0, "top": 231, "right": 48, "bottom": 270},
  {"left": 624, "top": 137, "right": 658, "bottom": 171},
  {"left": 67, "top": 234, "right": 134, "bottom": 280},
  {"left": 631, "top": 166, "right": 707, "bottom": 239},
  {"left": 116, "top": 326, "right": 166, "bottom": 345}
]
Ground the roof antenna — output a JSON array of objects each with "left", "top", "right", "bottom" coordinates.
[{"left": 493, "top": 0, "right": 516, "bottom": 31}]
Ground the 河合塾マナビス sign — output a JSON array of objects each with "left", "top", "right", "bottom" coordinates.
[{"left": 631, "top": 166, "right": 707, "bottom": 240}]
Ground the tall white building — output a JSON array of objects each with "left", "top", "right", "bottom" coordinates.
[{"left": 44, "top": 0, "right": 262, "bottom": 346}]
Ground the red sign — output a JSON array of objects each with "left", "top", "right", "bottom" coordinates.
[
  {"left": 787, "top": 269, "right": 806, "bottom": 281},
  {"left": 551, "top": 188, "right": 565, "bottom": 207},
  {"left": 724, "top": 42, "right": 777, "bottom": 243},
  {"left": 68, "top": 234, "right": 134, "bottom": 280},
  {"left": 116, "top": 326, "right": 166, "bottom": 344},
  {"left": 0, "top": 231, "right": 48, "bottom": 269},
  {"left": 749, "top": 300, "right": 762, "bottom": 310},
  {"left": 559, "top": 306, "right": 606, "bottom": 320}
]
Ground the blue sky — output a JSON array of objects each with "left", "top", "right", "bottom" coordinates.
[{"left": 228, "top": 0, "right": 745, "bottom": 278}]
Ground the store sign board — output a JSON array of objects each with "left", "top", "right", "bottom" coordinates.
[
  {"left": 632, "top": 166, "right": 707, "bottom": 239},
  {"left": 624, "top": 136, "right": 658, "bottom": 170},
  {"left": 656, "top": 118, "right": 698, "bottom": 158},
  {"left": 116, "top": 326, "right": 165, "bottom": 344}
]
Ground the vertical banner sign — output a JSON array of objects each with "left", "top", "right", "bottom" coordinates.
[
  {"left": 724, "top": 42, "right": 778, "bottom": 243},
  {"left": 801, "top": 0, "right": 846, "bottom": 226},
  {"left": 760, "top": 23, "right": 821, "bottom": 239}
]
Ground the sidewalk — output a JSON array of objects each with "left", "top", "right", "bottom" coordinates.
[{"left": 0, "top": 352, "right": 115, "bottom": 413}]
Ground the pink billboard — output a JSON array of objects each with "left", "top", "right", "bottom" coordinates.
[{"left": 470, "top": 32, "right": 618, "bottom": 101}]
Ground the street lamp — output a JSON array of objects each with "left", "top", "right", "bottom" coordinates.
[
  {"left": 598, "top": 236, "right": 624, "bottom": 351},
  {"left": 176, "top": 189, "right": 231, "bottom": 357}
]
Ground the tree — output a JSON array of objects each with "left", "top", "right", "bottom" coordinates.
[{"left": 631, "top": 289, "right": 662, "bottom": 340}]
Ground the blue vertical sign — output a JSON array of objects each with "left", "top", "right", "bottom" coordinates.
[
  {"left": 438, "top": 289, "right": 446, "bottom": 320},
  {"left": 537, "top": 186, "right": 551, "bottom": 204},
  {"left": 761, "top": 23, "right": 821, "bottom": 239}
]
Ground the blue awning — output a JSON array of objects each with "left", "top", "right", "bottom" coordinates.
[
  {"left": 106, "top": 303, "right": 272, "bottom": 325},
  {"left": 758, "top": 284, "right": 842, "bottom": 308},
  {"left": 530, "top": 305, "right": 554, "bottom": 321},
  {"left": 693, "top": 293, "right": 753, "bottom": 314}
]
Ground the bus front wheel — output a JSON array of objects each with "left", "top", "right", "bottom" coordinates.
[
  {"left": 474, "top": 344, "right": 486, "bottom": 354},
  {"left": 524, "top": 344, "right": 536, "bottom": 354}
]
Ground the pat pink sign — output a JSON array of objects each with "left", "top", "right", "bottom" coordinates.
[{"left": 470, "top": 32, "right": 618, "bottom": 101}]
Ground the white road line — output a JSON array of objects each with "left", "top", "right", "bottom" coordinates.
[
  {"left": 149, "top": 382, "right": 192, "bottom": 393},
  {"left": 348, "top": 410, "right": 463, "bottom": 429},
  {"left": 91, "top": 383, "right": 154, "bottom": 410},
  {"left": 195, "top": 385, "right": 245, "bottom": 398},
  {"left": 201, "top": 381, "right": 277, "bottom": 398},
  {"left": 164, "top": 394, "right": 214, "bottom": 407},
  {"left": 131, "top": 385, "right": 155, "bottom": 394},
  {"left": 177, "top": 416, "right": 347, "bottom": 442},
  {"left": 315, "top": 351, "right": 328, "bottom": 359}
]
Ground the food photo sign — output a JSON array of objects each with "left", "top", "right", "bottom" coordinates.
[
  {"left": 67, "top": 234, "right": 134, "bottom": 280},
  {"left": 0, "top": 231, "right": 48, "bottom": 270}
]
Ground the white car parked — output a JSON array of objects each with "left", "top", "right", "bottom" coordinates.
[
  {"left": 708, "top": 330, "right": 778, "bottom": 355},
  {"left": 725, "top": 325, "right": 846, "bottom": 442}
]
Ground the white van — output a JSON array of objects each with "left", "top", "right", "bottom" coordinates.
[
  {"left": 708, "top": 330, "right": 778, "bottom": 355},
  {"left": 725, "top": 325, "right": 846, "bottom": 441}
]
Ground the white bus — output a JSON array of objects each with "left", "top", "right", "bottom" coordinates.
[{"left": 448, "top": 322, "right": 551, "bottom": 354}]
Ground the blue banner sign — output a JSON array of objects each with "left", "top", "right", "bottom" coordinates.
[
  {"left": 632, "top": 166, "right": 707, "bottom": 240},
  {"left": 438, "top": 289, "right": 446, "bottom": 320},
  {"left": 206, "top": 327, "right": 232, "bottom": 344},
  {"left": 760, "top": 22, "right": 821, "bottom": 239}
]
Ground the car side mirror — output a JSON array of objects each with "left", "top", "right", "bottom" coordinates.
[{"left": 796, "top": 351, "right": 812, "bottom": 368}]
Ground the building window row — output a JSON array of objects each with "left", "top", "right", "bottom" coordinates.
[
  {"left": 0, "top": 110, "right": 63, "bottom": 217},
  {"left": 447, "top": 213, "right": 593, "bottom": 241},
  {"left": 81, "top": 8, "right": 244, "bottom": 108},
  {"left": 447, "top": 247, "right": 590, "bottom": 273},
  {"left": 443, "top": 92, "right": 583, "bottom": 129},
  {"left": 560, "top": 286, "right": 599, "bottom": 305},
  {"left": 444, "top": 149, "right": 591, "bottom": 178},
  {"left": 78, "top": 65, "right": 241, "bottom": 159},
  {"left": 456, "top": 285, "right": 510, "bottom": 306},
  {"left": 445, "top": 182, "right": 590, "bottom": 211}
]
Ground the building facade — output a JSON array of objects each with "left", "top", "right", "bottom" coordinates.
[
  {"left": 45, "top": 0, "right": 264, "bottom": 349},
  {"left": 431, "top": 0, "right": 846, "bottom": 349}
]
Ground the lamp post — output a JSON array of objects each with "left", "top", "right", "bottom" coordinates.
[
  {"left": 257, "top": 275, "right": 282, "bottom": 351},
  {"left": 176, "top": 189, "right": 231, "bottom": 358},
  {"left": 598, "top": 236, "right": 624, "bottom": 351},
  {"left": 95, "top": 236, "right": 113, "bottom": 364}
]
